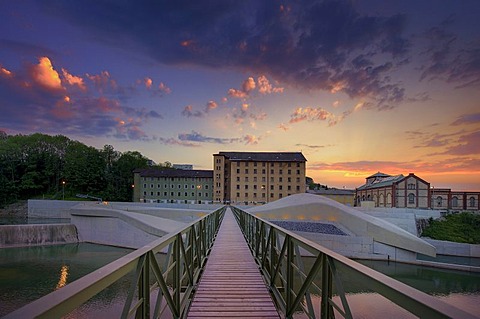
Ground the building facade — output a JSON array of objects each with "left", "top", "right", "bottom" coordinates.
[
  {"left": 133, "top": 168, "right": 213, "bottom": 204},
  {"left": 431, "top": 188, "right": 480, "bottom": 211},
  {"left": 356, "top": 172, "right": 480, "bottom": 210},
  {"left": 213, "top": 151, "right": 307, "bottom": 204},
  {"left": 355, "top": 172, "right": 431, "bottom": 208}
]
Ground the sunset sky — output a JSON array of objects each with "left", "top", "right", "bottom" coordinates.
[{"left": 1, "top": 0, "right": 479, "bottom": 190}]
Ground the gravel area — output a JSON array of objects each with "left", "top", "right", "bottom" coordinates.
[{"left": 270, "top": 220, "right": 348, "bottom": 236}]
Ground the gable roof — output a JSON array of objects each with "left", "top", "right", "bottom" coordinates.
[
  {"left": 216, "top": 151, "right": 306, "bottom": 162},
  {"left": 357, "top": 174, "right": 404, "bottom": 190}
]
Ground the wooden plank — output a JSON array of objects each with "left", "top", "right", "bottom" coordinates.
[{"left": 187, "top": 208, "right": 280, "bottom": 318}]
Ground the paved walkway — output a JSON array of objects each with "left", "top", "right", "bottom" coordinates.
[{"left": 187, "top": 208, "right": 280, "bottom": 318}]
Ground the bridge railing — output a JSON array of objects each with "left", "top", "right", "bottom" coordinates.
[
  {"left": 231, "top": 206, "right": 476, "bottom": 319},
  {"left": 5, "top": 206, "right": 226, "bottom": 319}
]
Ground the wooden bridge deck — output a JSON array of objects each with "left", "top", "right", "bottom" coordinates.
[{"left": 187, "top": 208, "right": 280, "bottom": 318}]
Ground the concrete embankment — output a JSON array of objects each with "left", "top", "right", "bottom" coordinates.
[{"left": 0, "top": 224, "right": 78, "bottom": 248}]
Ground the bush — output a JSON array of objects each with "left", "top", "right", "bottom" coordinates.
[{"left": 422, "top": 212, "right": 480, "bottom": 244}]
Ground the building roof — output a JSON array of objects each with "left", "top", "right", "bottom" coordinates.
[
  {"left": 307, "top": 189, "right": 355, "bottom": 195},
  {"left": 134, "top": 168, "right": 213, "bottom": 178},
  {"left": 357, "top": 174, "right": 404, "bottom": 190},
  {"left": 216, "top": 151, "right": 307, "bottom": 162},
  {"left": 366, "top": 172, "right": 391, "bottom": 179}
]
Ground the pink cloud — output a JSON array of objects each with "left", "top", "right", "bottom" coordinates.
[
  {"left": 86, "top": 71, "right": 118, "bottom": 92},
  {"left": 278, "top": 123, "right": 289, "bottom": 131},
  {"left": 289, "top": 106, "right": 343, "bottom": 126},
  {"left": 242, "top": 77, "right": 256, "bottom": 92},
  {"left": 62, "top": 68, "right": 86, "bottom": 91},
  {"left": 158, "top": 82, "right": 171, "bottom": 94},
  {"left": 243, "top": 134, "right": 259, "bottom": 145},
  {"left": 205, "top": 100, "right": 218, "bottom": 112},
  {"left": 257, "top": 75, "right": 284, "bottom": 94},
  {"left": 144, "top": 77, "right": 153, "bottom": 89},
  {"left": 228, "top": 88, "right": 247, "bottom": 99},
  {"left": 181, "top": 105, "right": 203, "bottom": 117}
]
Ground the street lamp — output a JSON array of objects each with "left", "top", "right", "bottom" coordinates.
[{"left": 62, "top": 180, "right": 66, "bottom": 200}]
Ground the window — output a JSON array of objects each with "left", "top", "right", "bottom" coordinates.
[
  {"left": 270, "top": 193, "right": 274, "bottom": 198},
  {"left": 143, "top": 191, "right": 146, "bottom": 196},
  {"left": 408, "top": 193, "right": 415, "bottom": 204},
  {"left": 245, "top": 162, "right": 249, "bottom": 167},
  {"left": 270, "top": 177, "right": 274, "bottom": 182},
  {"left": 178, "top": 185, "right": 181, "bottom": 189},
  {"left": 245, "top": 177, "right": 249, "bottom": 182},
  {"left": 245, "top": 185, "right": 248, "bottom": 190},
  {"left": 254, "top": 185, "right": 257, "bottom": 190},
  {"left": 279, "top": 169, "right": 283, "bottom": 174},
  {"left": 279, "top": 185, "right": 283, "bottom": 190},
  {"left": 452, "top": 196, "right": 459, "bottom": 207},
  {"left": 270, "top": 169, "right": 274, "bottom": 174},
  {"left": 408, "top": 183, "right": 416, "bottom": 190},
  {"left": 170, "top": 192, "right": 174, "bottom": 196},
  {"left": 236, "top": 192, "right": 240, "bottom": 198},
  {"left": 279, "top": 177, "right": 283, "bottom": 182},
  {"left": 245, "top": 169, "right": 249, "bottom": 174},
  {"left": 254, "top": 169, "right": 257, "bottom": 174},
  {"left": 253, "top": 177, "right": 257, "bottom": 182},
  {"left": 245, "top": 193, "right": 248, "bottom": 197},
  {"left": 262, "top": 177, "right": 266, "bottom": 182},
  {"left": 288, "top": 163, "right": 291, "bottom": 167},
  {"left": 253, "top": 193, "right": 257, "bottom": 198},
  {"left": 191, "top": 185, "right": 195, "bottom": 189},
  {"left": 237, "top": 176, "right": 240, "bottom": 182},
  {"left": 296, "top": 170, "right": 300, "bottom": 174},
  {"left": 436, "top": 196, "right": 443, "bottom": 207},
  {"left": 237, "top": 162, "right": 240, "bottom": 166},
  {"left": 296, "top": 186, "right": 300, "bottom": 191},
  {"left": 177, "top": 192, "right": 181, "bottom": 196},
  {"left": 270, "top": 185, "right": 274, "bottom": 190},
  {"left": 288, "top": 169, "right": 291, "bottom": 175},
  {"left": 205, "top": 185, "right": 209, "bottom": 189},
  {"left": 150, "top": 192, "right": 153, "bottom": 196},
  {"left": 157, "top": 184, "right": 161, "bottom": 188},
  {"left": 469, "top": 196, "right": 476, "bottom": 207},
  {"left": 164, "top": 192, "right": 167, "bottom": 196},
  {"left": 279, "top": 193, "right": 283, "bottom": 198},
  {"left": 236, "top": 169, "right": 240, "bottom": 174},
  {"left": 288, "top": 177, "right": 291, "bottom": 182},
  {"left": 254, "top": 162, "right": 257, "bottom": 167},
  {"left": 262, "top": 169, "right": 266, "bottom": 174},
  {"left": 157, "top": 192, "right": 160, "bottom": 196},
  {"left": 143, "top": 184, "right": 147, "bottom": 188},
  {"left": 296, "top": 163, "right": 300, "bottom": 167},
  {"left": 236, "top": 185, "right": 240, "bottom": 190},
  {"left": 262, "top": 193, "right": 266, "bottom": 198},
  {"left": 288, "top": 185, "right": 291, "bottom": 190},
  {"left": 185, "top": 192, "right": 188, "bottom": 196}
]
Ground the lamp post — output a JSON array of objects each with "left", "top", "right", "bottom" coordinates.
[{"left": 62, "top": 180, "right": 66, "bottom": 200}]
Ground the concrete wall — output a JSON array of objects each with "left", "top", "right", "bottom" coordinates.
[
  {"left": 424, "top": 239, "right": 480, "bottom": 258},
  {"left": 0, "top": 224, "right": 78, "bottom": 248}
]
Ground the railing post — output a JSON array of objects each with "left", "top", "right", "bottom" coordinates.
[
  {"left": 136, "top": 253, "right": 150, "bottom": 319},
  {"left": 286, "top": 235, "right": 294, "bottom": 318},
  {"left": 320, "top": 254, "right": 332, "bottom": 319}
]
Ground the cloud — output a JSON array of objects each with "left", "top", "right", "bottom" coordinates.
[
  {"left": 296, "top": 143, "right": 333, "bottom": 149},
  {"left": 243, "top": 134, "right": 259, "bottom": 145},
  {"left": 29, "top": 57, "right": 63, "bottom": 91},
  {"left": 178, "top": 131, "right": 241, "bottom": 144},
  {"left": 45, "top": 0, "right": 412, "bottom": 109},
  {"left": 62, "top": 68, "right": 86, "bottom": 91},
  {"left": 278, "top": 123, "right": 289, "bottom": 131},
  {"left": 419, "top": 21, "right": 480, "bottom": 88},
  {"left": 451, "top": 113, "right": 480, "bottom": 126},
  {"left": 289, "top": 106, "right": 342, "bottom": 126},
  {"left": 242, "top": 77, "right": 256, "bottom": 93},
  {"left": 0, "top": 57, "right": 162, "bottom": 140},
  {"left": 257, "top": 75, "right": 284, "bottom": 94},
  {"left": 158, "top": 137, "right": 199, "bottom": 147},
  {"left": 444, "top": 131, "right": 480, "bottom": 156},
  {"left": 205, "top": 100, "right": 218, "bottom": 112},
  {"left": 228, "top": 88, "right": 247, "bottom": 99},
  {"left": 181, "top": 105, "right": 203, "bottom": 118}
]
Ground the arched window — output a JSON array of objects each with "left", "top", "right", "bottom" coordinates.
[
  {"left": 367, "top": 194, "right": 371, "bottom": 200},
  {"left": 469, "top": 196, "right": 476, "bottom": 207},
  {"left": 452, "top": 196, "right": 458, "bottom": 207},
  {"left": 436, "top": 196, "right": 443, "bottom": 207},
  {"left": 408, "top": 193, "right": 415, "bottom": 204},
  {"left": 362, "top": 195, "right": 365, "bottom": 201}
]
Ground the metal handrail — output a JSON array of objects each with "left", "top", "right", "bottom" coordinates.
[
  {"left": 5, "top": 206, "right": 226, "bottom": 319},
  {"left": 231, "top": 206, "right": 477, "bottom": 319}
]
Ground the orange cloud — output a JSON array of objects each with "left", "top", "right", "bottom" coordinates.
[
  {"left": 228, "top": 88, "right": 247, "bottom": 98},
  {"left": 62, "top": 68, "right": 86, "bottom": 91},
  {"left": 31, "top": 57, "right": 63, "bottom": 91},
  {"left": 289, "top": 106, "right": 340, "bottom": 126},
  {"left": 205, "top": 100, "right": 218, "bottom": 112},
  {"left": 144, "top": 77, "right": 153, "bottom": 89},
  {"left": 278, "top": 123, "right": 289, "bottom": 131},
  {"left": 257, "top": 75, "right": 284, "bottom": 94},
  {"left": 0, "top": 66, "right": 13, "bottom": 77},
  {"left": 242, "top": 77, "right": 256, "bottom": 92}
]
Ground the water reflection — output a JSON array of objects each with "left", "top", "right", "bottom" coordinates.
[{"left": 55, "top": 265, "right": 69, "bottom": 290}]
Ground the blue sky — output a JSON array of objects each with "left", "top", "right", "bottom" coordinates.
[{"left": 1, "top": 0, "right": 479, "bottom": 190}]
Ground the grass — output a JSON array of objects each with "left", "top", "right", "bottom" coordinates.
[{"left": 422, "top": 212, "right": 480, "bottom": 244}]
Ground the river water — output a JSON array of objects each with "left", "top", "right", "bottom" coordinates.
[{"left": 1, "top": 243, "right": 479, "bottom": 318}]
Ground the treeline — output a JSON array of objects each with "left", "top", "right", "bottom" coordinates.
[{"left": 0, "top": 132, "right": 167, "bottom": 207}]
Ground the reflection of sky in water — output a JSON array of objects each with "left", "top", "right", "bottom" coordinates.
[{"left": 1, "top": 244, "right": 479, "bottom": 318}]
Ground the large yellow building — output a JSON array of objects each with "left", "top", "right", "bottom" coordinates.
[{"left": 213, "top": 151, "right": 307, "bottom": 204}]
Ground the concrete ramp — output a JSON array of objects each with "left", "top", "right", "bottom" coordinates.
[
  {"left": 70, "top": 204, "right": 187, "bottom": 249},
  {"left": 248, "top": 193, "right": 436, "bottom": 257}
]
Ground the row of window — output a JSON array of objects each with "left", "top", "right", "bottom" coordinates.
[
  {"left": 233, "top": 176, "right": 301, "bottom": 183},
  {"left": 233, "top": 168, "right": 301, "bottom": 175},
  {"left": 143, "top": 191, "right": 210, "bottom": 198},
  {"left": 435, "top": 196, "right": 477, "bottom": 207},
  {"left": 142, "top": 177, "right": 208, "bottom": 182},
  {"left": 143, "top": 184, "right": 209, "bottom": 189},
  {"left": 234, "top": 192, "right": 290, "bottom": 199},
  {"left": 235, "top": 184, "right": 300, "bottom": 191}
]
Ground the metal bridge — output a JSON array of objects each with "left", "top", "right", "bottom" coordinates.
[{"left": 5, "top": 206, "right": 477, "bottom": 318}]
